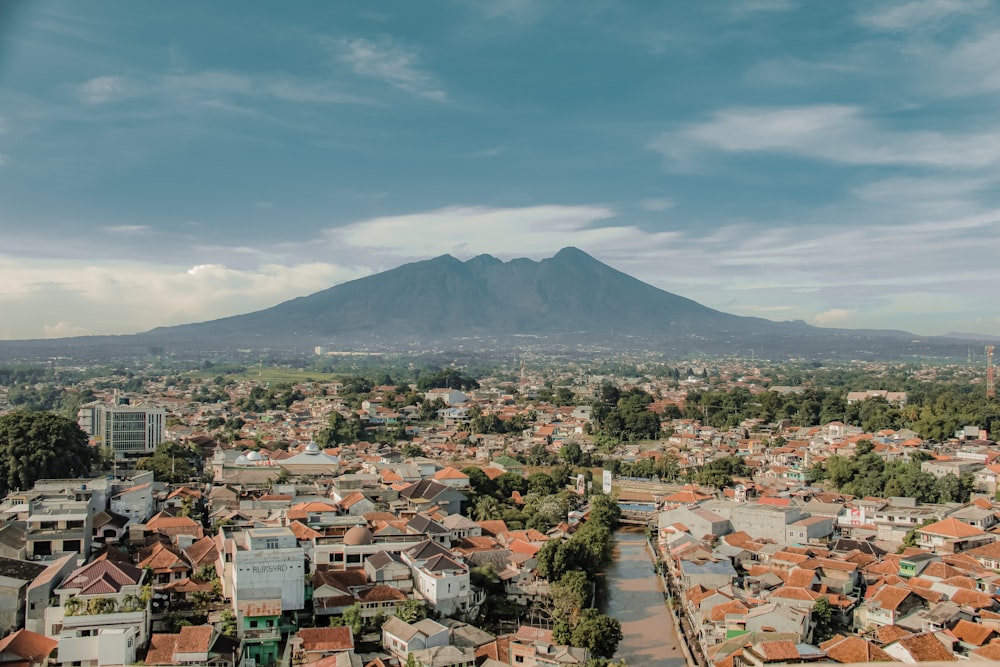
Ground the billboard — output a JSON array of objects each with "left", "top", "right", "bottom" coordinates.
[{"left": 602, "top": 469, "right": 613, "bottom": 495}]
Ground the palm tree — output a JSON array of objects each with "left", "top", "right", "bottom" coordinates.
[
  {"left": 120, "top": 594, "right": 141, "bottom": 612},
  {"left": 64, "top": 597, "right": 82, "bottom": 616}
]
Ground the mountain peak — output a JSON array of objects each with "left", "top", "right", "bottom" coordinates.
[
  {"left": 465, "top": 253, "right": 502, "bottom": 268},
  {"left": 552, "top": 246, "right": 594, "bottom": 262}
]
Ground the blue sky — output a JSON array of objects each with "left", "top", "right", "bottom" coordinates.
[{"left": 2, "top": 0, "right": 1000, "bottom": 340}]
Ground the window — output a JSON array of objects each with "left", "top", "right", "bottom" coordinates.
[
  {"left": 250, "top": 620, "right": 258, "bottom": 628},
  {"left": 265, "top": 538, "right": 279, "bottom": 550}
]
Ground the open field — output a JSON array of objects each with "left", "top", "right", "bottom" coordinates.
[{"left": 222, "top": 367, "right": 342, "bottom": 384}]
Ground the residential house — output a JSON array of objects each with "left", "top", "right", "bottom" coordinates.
[
  {"left": 46, "top": 559, "right": 150, "bottom": 667},
  {"left": 144, "top": 625, "right": 239, "bottom": 667},
  {"left": 0, "top": 629, "right": 57, "bottom": 667},
  {"left": 508, "top": 626, "right": 587, "bottom": 667},
  {"left": 916, "top": 518, "right": 996, "bottom": 554},
  {"left": 0, "top": 557, "right": 46, "bottom": 633},
  {"left": 381, "top": 617, "right": 450, "bottom": 660},
  {"left": 289, "top": 627, "right": 355, "bottom": 665},
  {"left": 110, "top": 482, "right": 155, "bottom": 524}
]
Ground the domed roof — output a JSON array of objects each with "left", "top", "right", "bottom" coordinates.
[
  {"left": 305, "top": 442, "right": 321, "bottom": 455},
  {"left": 343, "top": 525, "right": 374, "bottom": 546},
  {"left": 235, "top": 455, "right": 250, "bottom": 466},
  {"left": 247, "top": 451, "right": 263, "bottom": 462}
]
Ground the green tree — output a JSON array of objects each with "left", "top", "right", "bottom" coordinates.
[
  {"left": 0, "top": 411, "right": 96, "bottom": 495},
  {"left": 528, "top": 472, "right": 557, "bottom": 496},
  {"left": 560, "top": 442, "right": 583, "bottom": 465},
  {"left": 569, "top": 609, "right": 622, "bottom": 659},
  {"left": 473, "top": 496, "right": 502, "bottom": 521},
  {"left": 550, "top": 570, "right": 590, "bottom": 624},
  {"left": 811, "top": 597, "right": 836, "bottom": 643},
  {"left": 342, "top": 603, "right": 363, "bottom": 636},
  {"left": 396, "top": 599, "right": 426, "bottom": 623},
  {"left": 219, "top": 610, "right": 237, "bottom": 637}
]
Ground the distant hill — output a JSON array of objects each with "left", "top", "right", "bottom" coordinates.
[{"left": 0, "top": 248, "right": 988, "bottom": 361}]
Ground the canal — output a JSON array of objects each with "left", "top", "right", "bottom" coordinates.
[{"left": 603, "top": 529, "right": 688, "bottom": 667}]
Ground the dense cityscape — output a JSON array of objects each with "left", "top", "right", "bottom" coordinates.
[{"left": 1, "top": 353, "right": 999, "bottom": 667}]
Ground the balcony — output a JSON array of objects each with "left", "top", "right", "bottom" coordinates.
[{"left": 242, "top": 627, "right": 281, "bottom": 643}]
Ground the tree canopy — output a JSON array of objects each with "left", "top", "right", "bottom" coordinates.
[{"left": 0, "top": 411, "right": 97, "bottom": 495}]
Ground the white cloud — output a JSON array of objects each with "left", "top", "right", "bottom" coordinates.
[
  {"left": 334, "top": 36, "right": 447, "bottom": 101},
  {"left": 639, "top": 198, "right": 675, "bottom": 212},
  {"left": 325, "top": 204, "right": 675, "bottom": 260},
  {"left": 78, "top": 75, "right": 125, "bottom": 104},
  {"left": 0, "top": 258, "right": 368, "bottom": 339},
  {"left": 4, "top": 192, "right": 1000, "bottom": 339},
  {"left": 858, "top": 0, "right": 989, "bottom": 31},
  {"left": 101, "top": 224, "right": 150, "bottom": 234},
  {"left": 650, "top": 105, "right": 1000, "bottom": 169},
  {"left": 43, "top": 321, "right": 89, "bottom": 339},
  {"left": 731, "top": 0, "right": 798, "bottom": 18},
  {"left": 73, "top": 70, "right": 372, "bottom": 116},
  {"left": 470, "top": 146, "right": 506, "bottom": 158},
  {"left": 811, "top": 308, "right": 855, "bottom": 326}
]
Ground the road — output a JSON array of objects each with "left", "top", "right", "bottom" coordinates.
[{"left": 604, "top": 530, "right": 689, "bottom": 667}]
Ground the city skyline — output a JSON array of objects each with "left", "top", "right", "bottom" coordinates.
[{"left": 2, "top": 1, "right": 1000, "bottom": 340}]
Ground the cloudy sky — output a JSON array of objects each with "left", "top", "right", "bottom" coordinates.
[{"left": 2, "top": 0, "right": 999, "bottom": 340}]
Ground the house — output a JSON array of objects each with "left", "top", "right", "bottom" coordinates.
[
  {"left": 433, "top": 467, "right": 471, "bottom": 489},
  {"left": 731, "top": 504, "right": 803, "bottom": 544},
  {"left": 882, "top": 632, "right": 957, "bottom": 663},
  {"left": 967, "top": 540, "right": 1000, "bottom": 570},
  {"left": 0, "top": 557, "right": 47, "bottom": 633},
  {"left": 290, "top": 627, "right": 355, "bottom": 665},
  {"left": 381, "top": 617, "right": 450, "bottom": 659},
  {"left": 363, "top": 551, "right": 413, "bottom": 592},
  {"left": 403, "top": 540, "right": 480, "bottom": 619},
  {"left": 856, "top": 585, "right": 922, "bottom": 629},
  {"left": 818, "top": 635, "right": 892, "bottom": 664},
  {"left": 915, "top": 517, "right": 996, "bottom": 554},
  {"left": 0, "top": 629, "right": 57, "bottom": 667},
  {"left": 45, "top": 559, "right": 150, "bottom": 667},
  {"left": 408, "top": 645, "right": 476, "bottom": 667},
  {"left": 138, "top": 542, "right": 192, "bottom": 588},
  {"left": 110, "top": 482, "right": 155, "bottom": 523},
  {"left": 658, "top": 506, "right": 731, "bottom": 541},
  {"left": 398, "top": 480, "right": 467, "bottom": 516},
  {"left": 488, "top": 456, "right": 525, "bottom": 476},
  {"left": 145, "top": 625, "right": 239, "bottom": 667},
  {"left": 338, "top": 492, "right": 376, "bottom": 517},
  {"left": 785, "top": 516, "right": 833, "bottom": 545},
  {"left": 508, "top": 626, "right": 587, "bottom": 667},
  {"left": 741, "top": 640, "right": 827, "bottom": 666},
  {"left": 679, "top": 559, "right": 737, "bottom": 590}
]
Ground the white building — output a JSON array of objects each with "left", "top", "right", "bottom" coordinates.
[
  {"left": 109, "top": 473, "right": 156, "bottom": 524},
  {"left": 78, "top": 401, "right": 166, "bottom": 459},
  {"left": 402, "top": 540, "right": 481, "bottom": 619},
  {"left": 45, "top": 559, "right": 149, "bottom": 667},
  {"left": 225, "top": 526, "right": 305, "bottom": 612}
]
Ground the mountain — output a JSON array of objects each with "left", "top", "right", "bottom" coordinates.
[
  {"left": 133, "top": 247, "right": 962, "bottom": 359},
  {"left": 0, "top": 248, "right": 985, "bottom": 361}
]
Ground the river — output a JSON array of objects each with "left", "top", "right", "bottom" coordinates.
[{"left": 603, "top": 529, "right": 689, "bottom": 667}]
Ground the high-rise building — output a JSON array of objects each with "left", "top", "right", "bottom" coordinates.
[{"left": 77, "top": 400, "right": 166, "bottom": 458}]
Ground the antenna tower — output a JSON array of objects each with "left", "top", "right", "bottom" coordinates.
[{"left": 987, "top": 345, "right": 996, "bottom": 399}]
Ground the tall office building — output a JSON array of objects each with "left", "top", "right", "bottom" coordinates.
[{"left": 78, "top": 400, "right": 166, "bottom": 458}]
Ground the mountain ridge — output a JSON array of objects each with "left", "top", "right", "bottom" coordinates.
[{"left": 0, "top": 247, "right": 993, "bottom": 361}]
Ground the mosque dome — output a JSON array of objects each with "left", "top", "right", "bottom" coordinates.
[
  {"left": 305, "top": 442, "right": 321, "bottom": 455},
  {"left": 247, "top": 451, "right": 263, "bottom": 462},
  {"left": 235, "top": 455, "right": 250, "bottom": 466},
  {"left": 343, "top": 525, "right": 374, "bottom": 546}
]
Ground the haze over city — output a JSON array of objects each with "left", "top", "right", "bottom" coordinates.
[{"left": 2, "top": 0, "right": 1000, "bottom": 340}]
